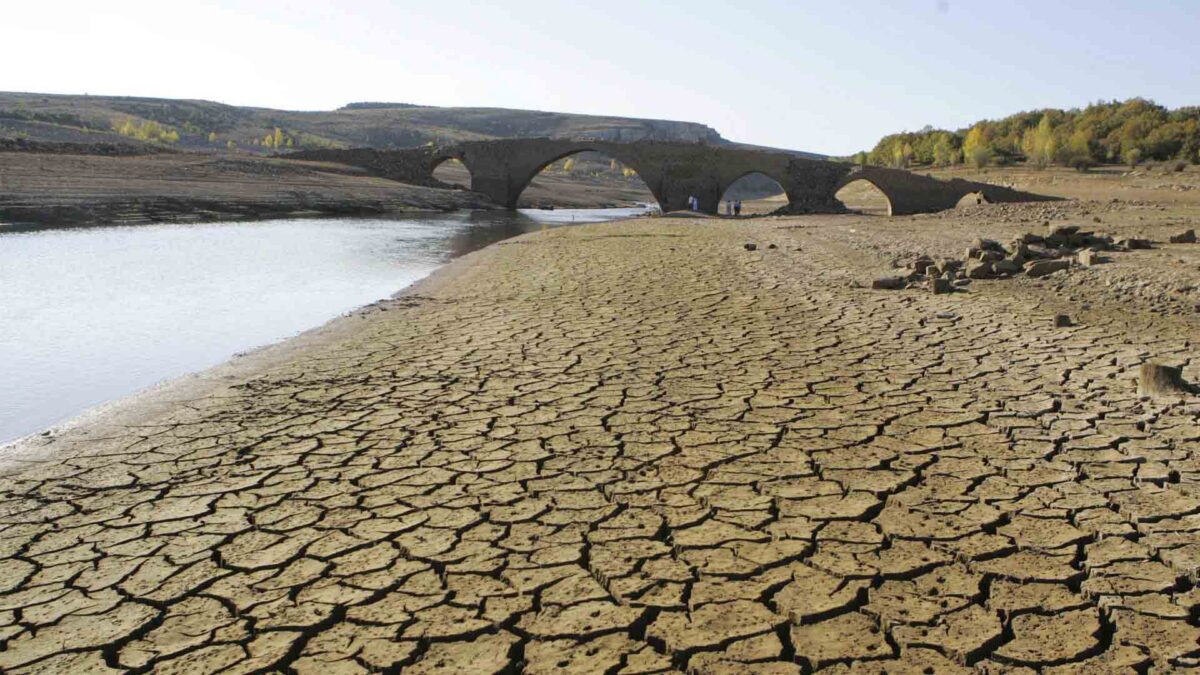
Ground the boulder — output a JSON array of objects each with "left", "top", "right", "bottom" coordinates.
[
  {"left": 1077, "top": 249, "right": 1099, "bottom": 266},
  {"left": 992, "top": 259, "right": 1021, "bottom": 275},
  {"left": 872, "top": 276, "right": 906, "bottom": 290},
  {"left": 743, "top": 243, "right": 757, "bottom": 251},
  {"left": 1053, "top": 314, "right": 1072, "bottom": 328},
  {"left": 1117, "top": 238, "right": 1152, "bottom": 250},
  {"left": 1048, "top": 225, "right": 1080, "bottom": 237},
  {"left": 1169, "top": 229, "right": 1197, "bottom": 244},
  {"left": 966, "top": 261, "right": 995, "bottom": 279},
  {"left": 1025, "top": 259, "right": 1071, "bottom": 278},
  {"left": 1138, "top": 363, "right": 1193, "bottom": 398},
  {"left": 931, "top": 278, "right": 953, "bottom": 294}
]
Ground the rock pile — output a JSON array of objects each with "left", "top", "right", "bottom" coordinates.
[{"left": 873, "top": 224, "right": 1160, "bottom": 292}]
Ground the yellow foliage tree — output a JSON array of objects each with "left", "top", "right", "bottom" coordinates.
[
  {"left": 563, "top": 158, "right": 576, "bottom": 172},
  {"left": 112, "top": 117, "right": 179, "bottom": 144},
  {"left": 207, "top": 131, "right": 218, "bottom": 143},
  {"left": 963, "top": 125, "right": 991, "bottom": 167}
]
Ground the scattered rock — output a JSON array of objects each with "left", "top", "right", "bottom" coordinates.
[
  {"left": 1025, "top": 259, "right": 1070, "bottom": 278},
  {"left": 1118, "top": 237, "right": 1152, "bottom": 250},
  {"left": 931, "top": 278, "right": 952, "bottom": 294},
  {"left": 966, "top": 261, "right": 995, "bottom": 279},
  {"left": 872, "top": 276, "right": 906, "bottom": 290},
  {"left": 767, "top": 243, "right": 778, "bottom": 249},
  {"left": 976, "top": 238, "right": 1005, "bottom": 252},
  {"left": 912, "top": 256, "right": 935, "bottom": 274},
  {"left": 1169, "top": 229, "right": 1196, "bottom": 244},
  {"left": 1077, "top": 249, "right": 1099, "bottom": 266},
  {"left": 1138, "top": 363, "right": 1193, "bottom": 398},
  {"left": 744, "top": 243, "right": 757, "bottom": 251},
  {"left": 1053, "top": 314, "right": 1072, "bottom": 328},
  {"left": 992, "top": 259, "right": 1020, "bottom": 275}
]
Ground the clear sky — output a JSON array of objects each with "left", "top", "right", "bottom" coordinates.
[{"left": 3, "top": 1, "right": 1197, "bottom": 155}]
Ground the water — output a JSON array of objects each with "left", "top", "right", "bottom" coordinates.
[{"left": 0, "top": 207, "right": 649, "bottom": 444}]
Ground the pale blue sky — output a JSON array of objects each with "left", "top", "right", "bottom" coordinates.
[{"left": 4, "top": 1, "right": 1197, "bottom": 154}]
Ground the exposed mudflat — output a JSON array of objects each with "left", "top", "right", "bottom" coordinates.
[
  {"left": 1, "top": 179, "right": 1199, "bottom": 672},
  {"left": 0, "top": 151, "right": 495, "bottom": 228}
]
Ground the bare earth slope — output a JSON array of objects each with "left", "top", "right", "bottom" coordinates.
[
  {"left": 1, "top": 191, "right": 1198, "bottom": 671},
  {"left": 0, "top": 151, "right": 494, "bottom": 227}
]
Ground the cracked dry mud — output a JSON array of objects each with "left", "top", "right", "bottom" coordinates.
[{"left": 2, "top": 209, "right": 1200, "bottom": 674}]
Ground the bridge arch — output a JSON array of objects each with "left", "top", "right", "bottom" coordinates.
[
  {"left": 718, "top": 170, "right": 789, "bottom": 215},
  {"left": 507, "top": 146, "right": 662, "bottom": 211},
  {"left": 835, "top": 175, "right": 895, "bottom": 216},
  {"left": 431, "top": 154, "right": 473, "bottom": 190}
]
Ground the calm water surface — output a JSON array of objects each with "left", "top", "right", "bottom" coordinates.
[{"left": 0, "top": 208, "right": 649, "bottom": 444}]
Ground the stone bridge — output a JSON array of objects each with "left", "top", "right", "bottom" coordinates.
[{"left": 289, "top": 140, "right": 1058, "bottom": 216}]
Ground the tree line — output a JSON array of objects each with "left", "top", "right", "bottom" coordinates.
[{"left": 854, "top": 98, "right": 1200, "bottom": 170}]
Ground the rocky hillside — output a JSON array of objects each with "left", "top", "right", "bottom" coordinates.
[{"left": 0, "top": 92, "right": 727, "bottom": 154}]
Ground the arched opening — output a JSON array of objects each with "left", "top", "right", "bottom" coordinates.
[
  {"left": 835, "top": 178, "right": 893, "bottom": 216},
  {"left": 518, "top": 150, "right": 655, "bottom": 210},
  {"left": 718, "top": 172, "right": 788, "bottom": 216},
  {"left": 955, "top": 191, "right": 990, "bottom": 208},
  {"left": 432, "top": 157, "right": 471, "bottom": 190}
]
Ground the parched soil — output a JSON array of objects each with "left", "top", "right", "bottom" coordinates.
[
  {"left": 0, "top": 151, "right": 495, "bottom": 228},
  {"left": 1, "top": 174, "right": 1200, "bottom": 672}
]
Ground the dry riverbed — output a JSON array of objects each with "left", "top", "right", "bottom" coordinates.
[{"left": 1, "top": 184, "right": 1199, "bottom": 672}]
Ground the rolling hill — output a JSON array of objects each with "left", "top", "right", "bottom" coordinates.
[{"left": 0, "top": 92, "right": 730, "bottom": 153}]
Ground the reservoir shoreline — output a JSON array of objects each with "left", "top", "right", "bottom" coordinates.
[
  {"left": 0, "top": 224, "right": 505, "bottom": 470},
  {"left": 0, "top": 209, "right": 646, "bottom": 460}
]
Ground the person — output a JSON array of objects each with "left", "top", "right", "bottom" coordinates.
[
  {"left": 734, "top": 200, "right": 742, "bottom": 216},
  {"left": 689, "top": 195, "right": 697, "bottom": 211},
  {"left": 725, "top": 200, "right": 732, "bottom": 216}
]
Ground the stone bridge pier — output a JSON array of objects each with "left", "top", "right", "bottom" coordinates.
[{"left": 288, "top": 140, "right": 1060, "bottom": 216}]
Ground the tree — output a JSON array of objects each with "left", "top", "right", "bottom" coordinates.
[
  {"left": 273, "top": 127, "right": 284, "bottom": 149},
  {"left": 932, "top": 135, "right": 955, "bottom": 166},
  {"left": 563, "top": 158, "right": 576, "bottom": 172},
  {"left": 207, "top": 131, "right": 218, "bottom": 144},
  {"left": 1123, "top": 147, "right": 1142, "bottom": 168},
  {"left": 962, "top": 126, "right": 992, "bottom": 168}
]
